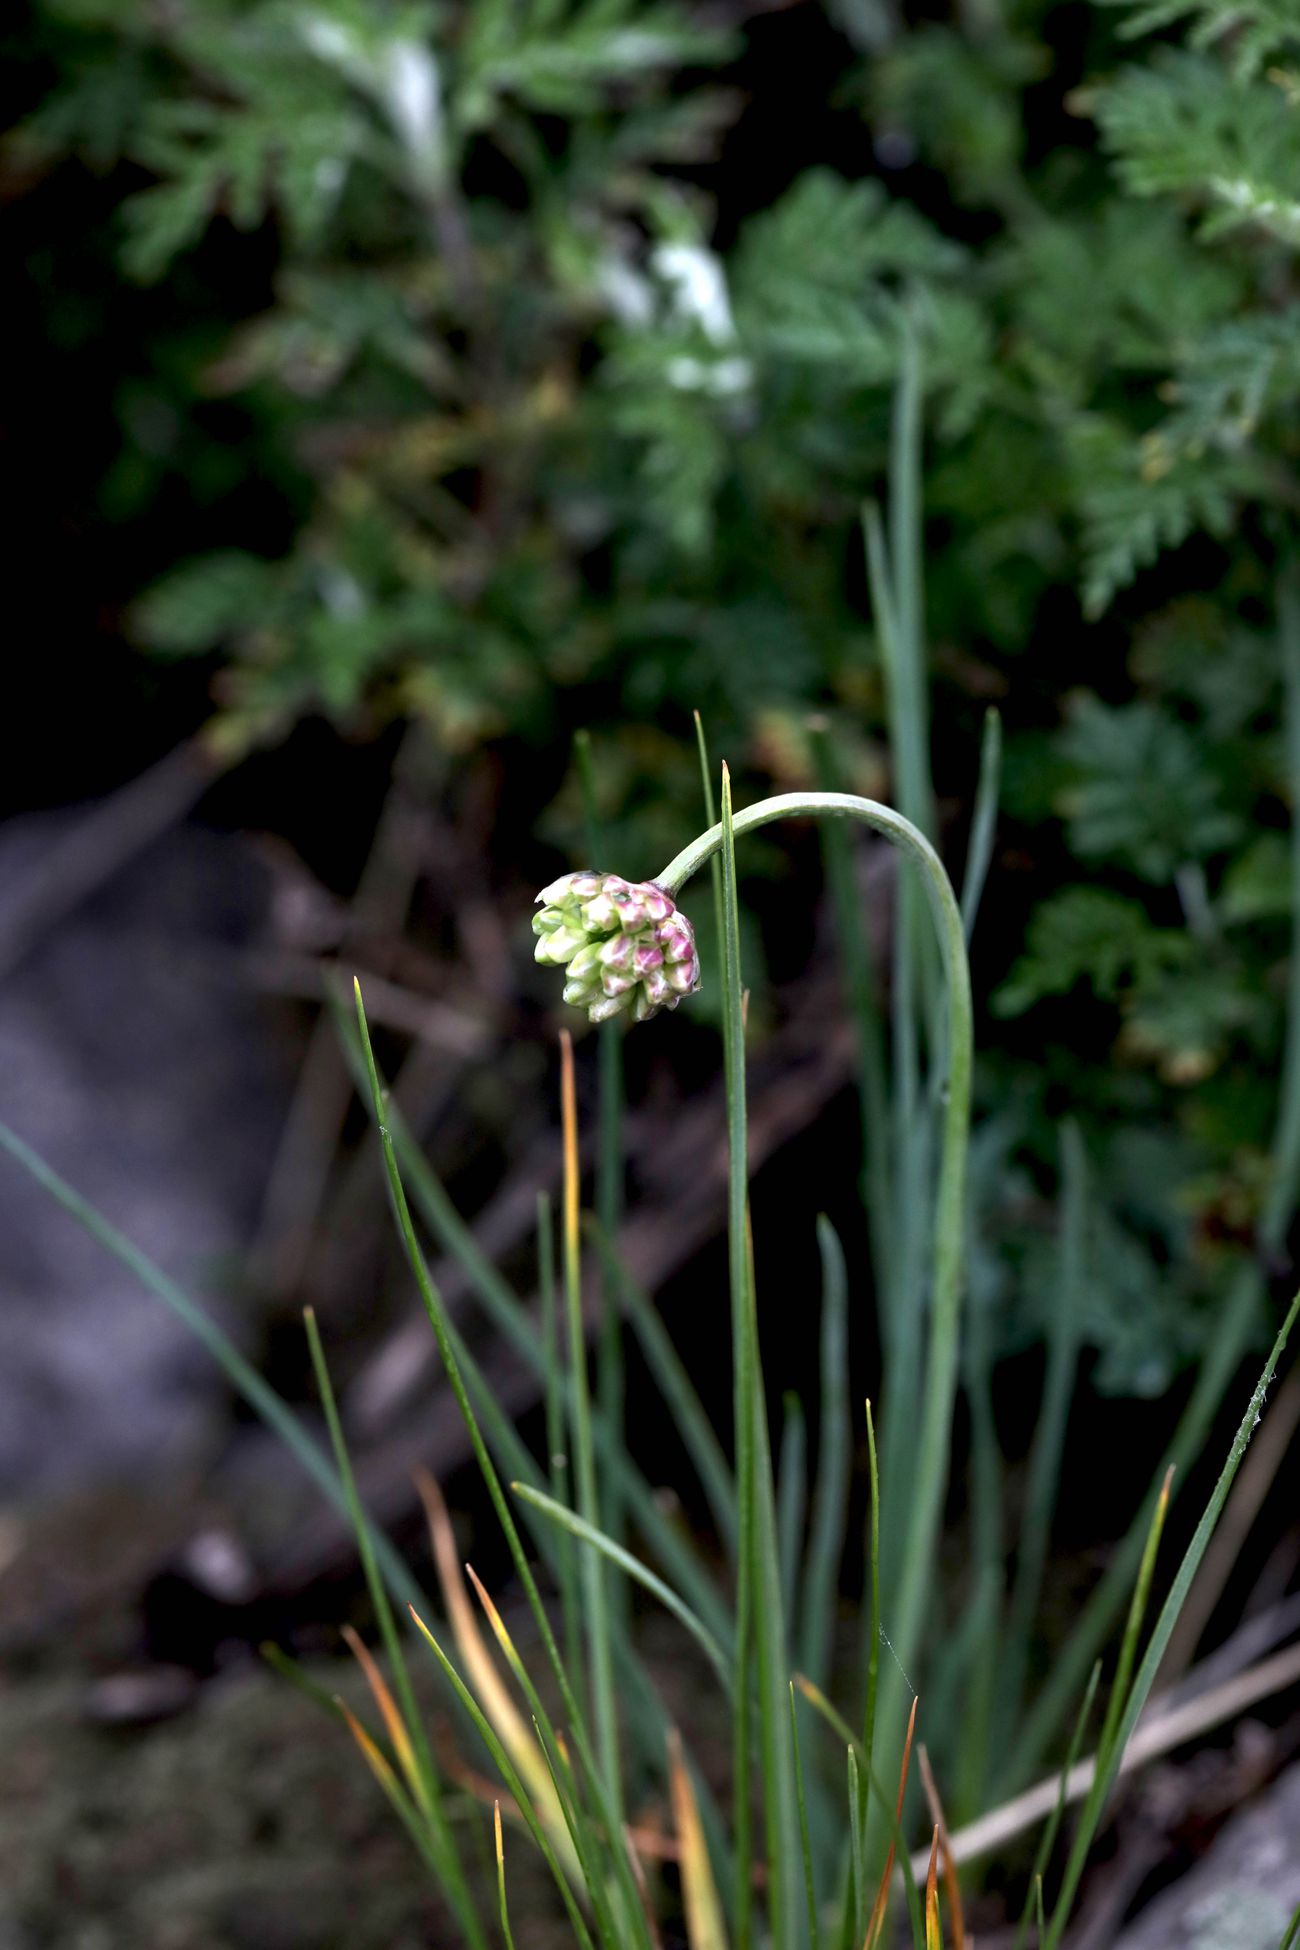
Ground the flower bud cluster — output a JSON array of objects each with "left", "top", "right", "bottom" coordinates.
[{"left": 533, "top": 870, "right": 701, "bottom": 1025}]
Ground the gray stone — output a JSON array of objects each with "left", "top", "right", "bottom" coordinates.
[
  {"left": 1113, "top": 1764, "right": 1300, "bottom": 1950},
  {"left": 0, "top": 817, "right": 289, "bottom": 1494}
]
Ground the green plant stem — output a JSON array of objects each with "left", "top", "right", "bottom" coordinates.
[
  {"left": 575, "top": 729, "right": 627, "bottom": 1554},
  {"left": 811, "top": 725, "right": 894, "bottom": 1292},
  {"left": 800, "top": 1216, "right": 852, "bottom": 1692},
  {"left": 864, "top": 497, "right": 930, "bottom": 1569},
  {"left": 539, "top": 1192, "right": 582, "bottom": 1677},
  {"left": 717, "top": 766, "right": 799, "bottom": 1950},
  {"left": 659, "top": 789, "right": 973, "bottom": 1721},
  {"left": 560, "top": 1034, "right": 622, "bottom": 1821}
]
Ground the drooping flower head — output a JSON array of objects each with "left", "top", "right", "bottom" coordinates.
[{"left": 533, "top": 870, "right": 701, "bottom": 1025}]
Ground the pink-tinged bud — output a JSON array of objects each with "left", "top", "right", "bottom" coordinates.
[
  {"left": 642, "top": 967, "right": 671, "bottom": 1007},
  {"left": 583, "top": 892, "right": 619, "bottom": 929},
  {"left": 599, "top": 933, "right": 634, "bottom": 971},
  {"left": 533, "top": 868, "right": 702, "bottom": 1025}
]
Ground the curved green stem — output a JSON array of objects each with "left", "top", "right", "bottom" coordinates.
[{"left": 658, "top": 790, "right": 973, "bottom": 1710}]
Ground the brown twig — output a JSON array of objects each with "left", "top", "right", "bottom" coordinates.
[{"left": 911, "top": 1635, "right": 1300, "bottom": 1878}]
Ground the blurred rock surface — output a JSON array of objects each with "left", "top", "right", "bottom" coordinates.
[
  {"left": 0, "top": 815, "right": 288, "bottom": 1495},
  {"left": 1113, "top": 1762, "right": 1300, "bottom": 1950}
]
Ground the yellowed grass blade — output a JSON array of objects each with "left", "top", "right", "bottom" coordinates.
[
  {"left": 924, "top": 1826, "right": 942, "bottom": 1950},
  {"left": 865, "top": 1694, "right": 919, "bottom": 1950},
  {"left": 918, "top": 1744, "right": 967, "bottom": 1950},
  {"left": 340, "top": 1624, "right": 426, "bottom": 1812},
  {"left": 669, "top": 1730, "right": 730, "bottom": 1950},
  {"left": 337, "top": 1696, "right": 407, "bottom": 1803},
  {"left": 415, "top": 1468, "right": 577, "bottom": 1875},
  {"left": 494, "top": 1802, "right": 520, "bottom": 1950}
]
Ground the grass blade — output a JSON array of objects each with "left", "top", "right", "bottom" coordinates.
[
  {"left": 811, "top": 720, "right": 893, "bottom": 1288},
  {"left": 923, "top": 1828, "right": 941, "bottom": 1950},
  {"left": 954, "top": 1268, "right": 1003, "bottom": 1821},
  {"left": 794, "top": 1677, "right": 924, "bottom": 1948},
  {"left": 889, "top": 333, "right": 928, "bottom": 832},
  {"left": 512, "top": 1481, "right": 732, "bottom": 1689},
  {"left": 415, "top": 1469, "right": 579, "bottom": 1875},
  {"left": 1096, "top": 1467, "right": 1174, "bottom": 1772},
  {"left": 1006, "top": 1260, "right": 1260, "bottom": 1786},
  {"left": 721, "top": 763, "right": 757, "bottom": 1950},
  {"left": 1000, "top": 1124, "right": 1087, "bottom": 1737},
  {"left": 864, "top": 1697, "right": 920, "bottom": 1950},
  {"left": 789, "top": 1686, "right": 820, "bottom": 1950},
  {"left": 671, "top": 1730, "right": 732, "bottom": 1950},
  {"left": 336, "top": 1698, "right": 445, "bottom": 1880},
  {"left": 332, "top": 995, "right": 728, "bottom": 1642},
  {"left": 0, "top": 1121, "right": 420, "bottom": 1609},
  {"left": 720, "top": 762, "right": 800, "bottom": 1950},
  {"left": 407, "top": 1605, "right": 600, "bottom": 1950},
  {"left": 799, "top": 1217, "right": 851, "bottom": 1692},
  {"left": 846, "top": 1745, "right": 866, "bottom": 1949},
  {"left": 539, "top": 1192, "right": 582, "bottom": 1675},
  {"left": 692, "top": 711, "right": 726, "bottom": 992},
  {"left": 258, "top": 1643, "right": 345, "bottom": 1724},
  {"left": 353, "top": 980, "right": 652, "bottom": 1950},
  {"left": 1043, "top": 1288, "right": 1300, "bottom": 1946},
  {"left": 778, "top": 1391, "right": 808, "bottom": 1639},
  {"left": 918, "top": 1748, "right": 966, "bottom": 1950},
  {"left": 959, "top": 708, "right": 1002, "bottom": 941},
  {"left": 494, "top": 1803, "right": 520, "bottom": 1950},
  {"left": 589, "top": 1222, "right": 738, "bottom": 1551},
  {"left": 1011, "top": 1662, "right": 1101, "bottom": 1950},
  {"left": 1264, "top": 584, "right": 1300, "bottom": 1252},
  {"left": 862, "top": 1398, "right": 882, "bottom": 1821},
  {"left": 303, "top": 1309, "right": 457, "bottom": 1859},
  {"left": 560, "top": 1028, "right": 622, "bottom": 1815},
  {"left": 575, "top": 728, "right": 628, "bottom": 1557}
]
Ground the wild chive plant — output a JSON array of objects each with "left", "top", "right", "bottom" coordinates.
[
  {"left": 4, "top": 383, "right": 1300, "bottom": 1948},
  {"left": 3, "top": 739, "right": 1298, "bottom": 1947}
]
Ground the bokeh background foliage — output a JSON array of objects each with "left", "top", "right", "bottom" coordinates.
[{"left": 11, "top": 0, "right": 1300, "bottom": 1393}]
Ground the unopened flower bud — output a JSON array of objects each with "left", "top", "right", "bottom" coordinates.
[{"left": 533, "top": 869, "right": 702, "bottom": 1026}]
